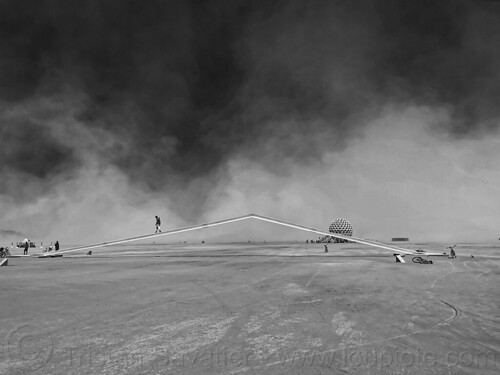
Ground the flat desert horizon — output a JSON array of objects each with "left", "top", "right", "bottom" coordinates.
[{"left": 1, "top": 242, "right": 498, "bottom": 375}]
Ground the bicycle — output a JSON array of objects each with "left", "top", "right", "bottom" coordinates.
[{"left": 0, "top": 247, "right": 11, "bottom": 258}]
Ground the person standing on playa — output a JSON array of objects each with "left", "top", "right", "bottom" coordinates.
[
  {"left": 23, "top": 239, "right": 29, "bottom": 255},
  {"left": 155, "top": 216, "right": 162, "bottom": 233},
  {"left": 324, "top": 244, "right": 328, "bottom": 253},
  {"left": 447, "top": 245, "right": 456, "bottom": 259},
  {"left": 55, "top": 241, "right": 60, "bottom": 251}
]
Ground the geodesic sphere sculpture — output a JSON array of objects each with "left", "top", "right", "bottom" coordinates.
[{"left": 329, "top": 218, "right": 353, "bottom": 237}]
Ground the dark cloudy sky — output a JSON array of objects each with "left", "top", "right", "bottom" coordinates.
[{"left": 0, "top": 0, "right": 499, "bottom": 243}]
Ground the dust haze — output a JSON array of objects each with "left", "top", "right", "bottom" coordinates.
[{"left": 1, "top": 0, "right": 499, "bottom": 244}]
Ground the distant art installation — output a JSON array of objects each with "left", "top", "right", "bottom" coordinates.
[{"left": 328, "top": 218, "right": 353, "bottom": 243}]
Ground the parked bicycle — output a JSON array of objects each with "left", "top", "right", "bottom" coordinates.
[{"left": 0, "top": 247, "right": 11, "bottom": 258}]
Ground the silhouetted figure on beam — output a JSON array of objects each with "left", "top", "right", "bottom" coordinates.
[{"left": 155, "top": 216, "right": 162, "bottom": 233}]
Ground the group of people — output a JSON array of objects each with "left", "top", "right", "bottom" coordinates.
[
  {"left": 8, "top": 215, "right": 163, "bottom": 258},
  {"left": 22, "top": 240, "right": 59, "bottom": 255},
  {"left": 41, "top": 241, "right": 60, "bottom": 254}
]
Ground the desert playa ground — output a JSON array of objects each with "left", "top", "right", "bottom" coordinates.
[{"left": 1, "top": 242, "right": 499, "bottom": 375}]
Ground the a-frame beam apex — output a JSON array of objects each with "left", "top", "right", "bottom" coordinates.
[{"left": 40, "top": 213, "right": 416, "bottom": 257}]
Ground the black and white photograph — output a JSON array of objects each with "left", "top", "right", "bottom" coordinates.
[{"left": 1, "top": 1, "right": 499, "bottom": 374}]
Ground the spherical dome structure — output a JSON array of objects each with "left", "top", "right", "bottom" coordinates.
[{"left": 329, "top": 218, "right": 353, "bottom": 237}]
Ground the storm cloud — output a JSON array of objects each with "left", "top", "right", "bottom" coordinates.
[{"left": 1, "top": 0, "right": 499, "bottom": 242}]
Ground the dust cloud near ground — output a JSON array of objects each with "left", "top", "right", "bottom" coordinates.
[{"left": 1, "top": 1, "right": 500, "bottom": 244}]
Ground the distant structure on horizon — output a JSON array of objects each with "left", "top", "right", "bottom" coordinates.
[
  {"left": 392, "top": 237, "right": 409, "bottom": 242},
  {"left": 319, "top": 218, "right": 353, "bottom": 243}
]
